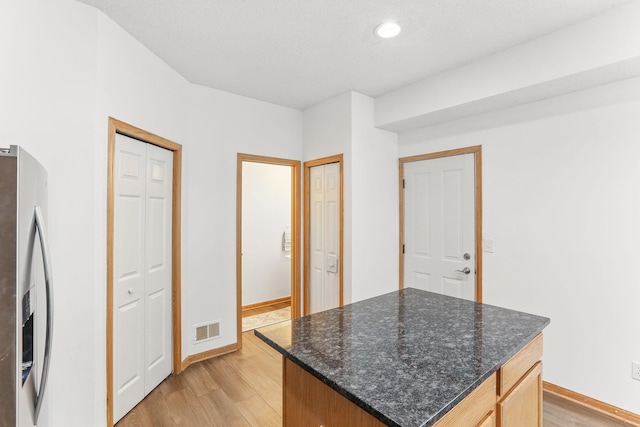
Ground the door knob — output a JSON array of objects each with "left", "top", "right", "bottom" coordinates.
[
  {"left": 456, "top": 267, "right": 471, "bottom": 274},
  {"left": 128, "top": 288, "right": 134, "bottom": 294}
]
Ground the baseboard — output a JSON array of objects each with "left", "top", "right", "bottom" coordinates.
[
  {"left": 181, "top": 342, "right": 238, "bottom": 371},
  {"left": 543, "top": 381, "right": 640, "bottom": 426},
  {"left": 242, "top": 296, "right": 291, "bottom": 311}
]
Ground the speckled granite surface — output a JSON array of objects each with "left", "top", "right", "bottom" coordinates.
[{"left": 255, "top": 288, "right": 550, "bottom": 427}]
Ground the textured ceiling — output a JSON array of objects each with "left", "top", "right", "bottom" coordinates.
[{"left": 75, "top": 0, "right": 633, "bottom": 110}]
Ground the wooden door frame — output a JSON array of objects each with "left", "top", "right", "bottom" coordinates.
[
  {"left": 107, "top": 117, "right": 183, "bottom": 427},
  {"left": 399, "top": 146, "right": 483, "bottom": 302},
  {"left": 303, "top": 154, "right": 344, "bottom": 315},
  {"left": 236, "top": 154, "right": 302, "bottom": 345}
]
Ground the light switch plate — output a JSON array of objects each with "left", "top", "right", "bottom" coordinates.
[{"left": 483, "top": 238, "right": 495, "bottom": 253}]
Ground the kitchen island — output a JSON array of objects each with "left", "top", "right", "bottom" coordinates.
[{"left": 255, "top": 288, "right": 550, "bottom": 427}]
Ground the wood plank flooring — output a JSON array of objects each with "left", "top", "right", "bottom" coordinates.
[
  {"left": 117, "top": 319, "right": 635, "bottom": 427},
  {"left": 543, "top": 392, "right": 636, "bottom": 427},
  {"left": 116, "top": 331, "right": 282, "bottom": 427},
  {"left": 242, "top": 301, "right": 290, "bottom": 318}
]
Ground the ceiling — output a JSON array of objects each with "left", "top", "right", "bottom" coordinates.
[{"left": 75, "top": 0, "right": 633, "bottom": 110}]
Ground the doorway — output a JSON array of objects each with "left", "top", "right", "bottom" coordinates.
[
  {"left": 304, "top": 154, "right": 344, "bottom": 315},
  {"left": 236, "top": 154, "right": 301, "bottom": 343},
  {"left": 107, "top": 118, "right": 182, "bottom": 427},
  {"left": 399, "top": 146, "right": 483, "bottom": 302}
]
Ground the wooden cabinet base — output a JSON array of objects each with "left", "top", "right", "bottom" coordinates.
[
  {"left": 283, "top": 358, "right": 386, "bottom": 427},
  {"left": 283, "top": 358, "right": 497, "bottom": 427},
  {"left": 282, "top": 333, "right": 544, "bottom": 427}
]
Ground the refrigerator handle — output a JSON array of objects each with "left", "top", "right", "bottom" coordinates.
[{"left": 33, "top": 206, "right": 53, "bottom": 423}]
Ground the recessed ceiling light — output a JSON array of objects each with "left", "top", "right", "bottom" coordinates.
[{"left": 375, "top": 22, "right": 401, "bottom": 38}]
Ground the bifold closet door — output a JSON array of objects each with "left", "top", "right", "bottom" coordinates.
[
  {"left": 113, "top": 133, "right": 173, "bottom": 422},
  {"left": 309, "top": 162, "right": 340, "bottom": 314}
]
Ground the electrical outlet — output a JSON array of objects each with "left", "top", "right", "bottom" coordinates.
[{"left": 633, "top": 361, "right": 640, "bottom": 381}]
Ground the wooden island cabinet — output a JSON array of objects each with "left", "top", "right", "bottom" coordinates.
[
  {"left": 282, "top": 334, "right": 543, "bottom": 427},
  {"left": 257, "top": 289, "right": 549, "bottom": 427}
]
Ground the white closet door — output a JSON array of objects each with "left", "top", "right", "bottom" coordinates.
[
  {"left": 143, "top": 144, "right": 173, "bottom": 394},
  {"left": 113, "top": 134, "right": 147, "bottom": 421},
  {"left": 309, "top": 162, "right": 340, "bottom": 314},
  {"left": 113, "top": 134, "right": 173, "bottom": 422}
]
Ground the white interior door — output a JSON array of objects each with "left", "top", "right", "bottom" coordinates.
[
  {"left": 113, "top": 134, "right": 172, "bottom": 422},
  {"left": 309, "top": 162, "right": 340, "bottom": 314},
  {"left": 403, "top": 154, "right": 476, "bottom": 300},
  {"left": 143, "top": 144, "right": 173, "bottom": 394}
]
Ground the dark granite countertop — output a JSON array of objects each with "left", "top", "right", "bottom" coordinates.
[{"left": 255, "top": 288, "right": 550, "bottom": 427}]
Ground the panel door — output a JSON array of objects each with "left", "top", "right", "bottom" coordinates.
[
  {"left": 309, "top": 163, "right": 340, "bottom": 314},
  {"left": 113, "top": 134, "right": 173, "bottom": 422},
  {"left": 143, "top": 144, "right": 173, "bottom": 394},
  {"left": 403, "top": 154, "right": 476, "bottom": 300},
  {"left": 113, "top": 134, "right": 147, "bottom": 421}
]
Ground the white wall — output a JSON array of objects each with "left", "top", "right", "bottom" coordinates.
[
  {"left": 1, "top": 1, "right": 303, "bottom": 426},
  {"left": 302, "top": 92, "right": 400, "bottom": 304},
  {"left": 303, "top": 92, "right": 354, "bottom": 303},
  {"left": 0, "top": 2, "right": 191, "bottom": 424},
  {"left": 186, "top": 83, "right": 302, "bottom": 355},
  {"left": 242, "top": 162, "right": 292, "bottom": 306},
  {"left": 1, "top": 2, "right": 100, "bottom": 425},
  {"left": 351, "top": 93, "right": 399, "bottom": 301},
  {"left": 398, "top": 76, "right": 640, "bottom": 415},
  {"left": 93, "top": 10, "right": 190, "bottom": 425}
]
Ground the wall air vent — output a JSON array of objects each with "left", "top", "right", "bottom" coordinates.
[{"left": 194, "top": 321, "right": 220, "bottom": 342}]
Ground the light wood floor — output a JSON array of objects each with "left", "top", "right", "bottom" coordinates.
[
  {"left": 242, "top": 301, "right": 290, "bottom": 318},
  {"left": 543, "top": 393, "right": 634, "bottom": 427},
  {"left": 117, "top": 322, "right": 634, "bottom": 427},
  {"left": 116, "top": 330, "right": 283, "bottom": 427}
]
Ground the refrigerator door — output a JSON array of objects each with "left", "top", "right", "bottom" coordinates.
[
  {"left": 0, "top": 145, "right": 52, "bottom": 427},
  {"left": 16, "top": 147, "right": 52, "bottom": 427}
]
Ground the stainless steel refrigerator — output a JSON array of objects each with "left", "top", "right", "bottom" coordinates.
[{"left": 0, "top": 146, "right": 53, "bottom": 427}]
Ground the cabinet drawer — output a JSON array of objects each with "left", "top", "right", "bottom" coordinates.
[
  {"left": 477, "top": 411, "right": 496, "bottom": 427},
  {"left": 498, "top": 334, "right": 543, "bottom": 398}
]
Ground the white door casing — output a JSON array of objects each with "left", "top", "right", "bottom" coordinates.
[
  {"left": 113, "top": 134, "right": 172, "bottom": 422},
  {"left": 309, "top": 163, "right": 340, "bottom": 314},
  {"left": 403, "top": 153, "right": 476, "bottom": 301}
]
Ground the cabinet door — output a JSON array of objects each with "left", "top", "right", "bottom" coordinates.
[{"left": 498, "top": 362, "right": 542, "bottom": 427}]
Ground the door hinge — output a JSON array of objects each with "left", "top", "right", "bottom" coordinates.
[
  {"left": 402, "top": 244, "right": 405, "bottom": 254},
  {"left": 402, "top": 179, "right": 405, "bottom": 189}
]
